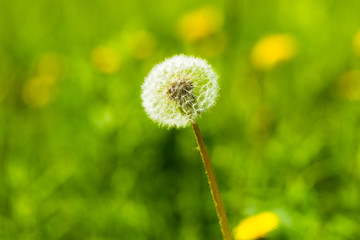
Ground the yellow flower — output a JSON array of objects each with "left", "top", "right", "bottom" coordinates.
[
  {"left": 336, "top": 70, "right": 360, "bottom": 101},
  {"left": 190, "top": 32, "right": 227, "bottom": 58},
  {"left": 22, "top": 75, "right": 57, "bottom": 108},
  {"left": 353, "top": 30, "right": 360, "bottom": 57},
  {"left": 234, "top": 211, "right": 280, "bottom": 240},
  {"left": 251, "top": 34, "right": 297, "bottom": 71},
  {"left": 128, "top": 30, "right": 156, "bottom": 60},
  {"left": 36, "top": 53, "right": 64, "bottom": 78},
  {"left": 91, "top": 46, "right": 121, "bottom": 74},
  {"left": 177, "top": 6, "right": 223, "bottom": 43}
]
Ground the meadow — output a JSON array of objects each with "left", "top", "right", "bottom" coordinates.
[{"left": 1, "top": 0, "right": 360, "bottom": 239}]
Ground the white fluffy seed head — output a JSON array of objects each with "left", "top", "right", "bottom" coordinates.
[{"left": 141, "top": 55, "right": 219, "bottom": 128}]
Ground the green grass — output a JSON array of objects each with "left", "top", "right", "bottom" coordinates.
[{"left": 1, "top": 0, "right": 360, "bottom": 239}]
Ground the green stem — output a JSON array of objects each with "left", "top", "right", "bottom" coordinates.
[{"left": 192, "top": 122, "right": 232, "bottom": 240}]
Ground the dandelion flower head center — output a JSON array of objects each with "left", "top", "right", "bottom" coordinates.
[
  {"left": 166, "top": 78, "right": 196, "bottom": 114},
  {"left": 141, "top": 55, "right": 219, "bottom": 128}
]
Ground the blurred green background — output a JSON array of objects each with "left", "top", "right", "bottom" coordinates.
[{"left": 1, "top": 0, "right": 360, "bottom": 239}]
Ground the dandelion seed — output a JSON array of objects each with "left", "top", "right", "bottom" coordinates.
[{"left": 141, "top": 54, "right": 219, "bottom": 128}]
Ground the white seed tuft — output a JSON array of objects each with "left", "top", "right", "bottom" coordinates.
[{"left": 141, "top": 55, "right": 219, "bottom": 128}]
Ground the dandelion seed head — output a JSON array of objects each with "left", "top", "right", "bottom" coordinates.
[{"left": 141, "top": 55, "right": 219, "bottom": 128}]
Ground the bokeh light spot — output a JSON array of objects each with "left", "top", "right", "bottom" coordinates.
[
  {"left": 234, "top": 211, "right": 280, "bottom": 240},
  {"left": 251, "top": 34, "right": 298, "bottom": 71},
  {"left": 22, "top": 75, "right": 57, "bottom": 108},
  {"left": 177, "top": 6, "right": 223, "bottom": 43},
  {"left": 91, "top": 46, "right": 121, "bottom": 74},
  {"left": 336, "top": 70, "right": 360, "bottom": 101}
]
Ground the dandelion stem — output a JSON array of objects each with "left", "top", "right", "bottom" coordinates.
[{"left": 192, "top": 122, "right": 232, "bottom": 240}]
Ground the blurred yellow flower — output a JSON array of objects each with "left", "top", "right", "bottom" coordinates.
[
  {"left": 22, "top": 75, "right": 57, "bottom": 108},
  {"left": 192, "top": 32, "right": 227, "bottom": 58},
  {"left": 233, "top": 211, "right": 280, "bottom": 240},
  {"left": 353, "top": 30, "right": 360, "bottom": 57},
  {"left": 36, "top": 53, "right": 64, "bottom": 78},
  {"left": 251, "top": 34, "right": 297, "bottom": 71},
  {"left": 91, "top": 46, "right": 121, "bottom": 74},
  {"left": 177, "top": 6, "right": 223, "bottom": 43},
  {"left": 128, "top": 30, "right": 156, "bottom": 60},
  {"left": 336, "top": 70, "right": 360, "bottom": 101}
]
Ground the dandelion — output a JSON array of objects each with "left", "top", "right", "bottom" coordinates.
[
  {"left": 141, "top": 55, "right": 219, "bottom": 128},
  {"left": 234, "top": 211, "right": 280, "bottom": 240},
  {"left": 251, "top": 34, "right": 297, "bottom": 71},
  {"left": 141, "top": 55, "right": 232, "bottom": 240}
]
